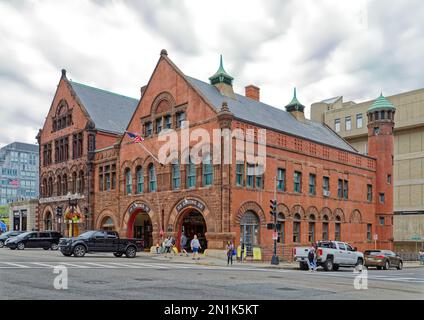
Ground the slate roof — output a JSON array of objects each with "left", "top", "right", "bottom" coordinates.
[
  {"left": 185, "top": 76, "right": 356, "bottom": 152},
  {"left": 69, "top": 81, "right": 139, "bottom": 134}
]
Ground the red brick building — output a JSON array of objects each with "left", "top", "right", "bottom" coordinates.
[
  {"left": 38, "top": 50, "right": 395, "bottom": 260},
  {"left": 36, "top": 70, "right": 139, "bottom": 236}
]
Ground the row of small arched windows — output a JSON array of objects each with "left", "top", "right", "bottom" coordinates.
[{"left": 41, "top": 171, "right": 85, "bottom": 198}]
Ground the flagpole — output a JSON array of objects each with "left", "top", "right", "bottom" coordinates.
[{"left": 124, "top": 131, "right": 163, "bottom": 165}]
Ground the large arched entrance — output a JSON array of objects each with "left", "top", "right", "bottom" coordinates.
[
  {"left": 177, "top": 210, "right": 207, "bottom": 252},
  {"left": 127, "top": 210, "right": 153, "bottom": 250}
]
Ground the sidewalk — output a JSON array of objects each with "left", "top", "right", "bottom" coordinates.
[{"left": 140, "top": 252, "right": 424, "bottom": 270}]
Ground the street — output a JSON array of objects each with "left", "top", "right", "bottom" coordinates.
[{"left": 0, "top": 249, "right": 423, "bottom": 300}]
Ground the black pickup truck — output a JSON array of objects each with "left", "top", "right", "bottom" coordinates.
[{"left": 58, "top": 230, "right": 144, "bottom": 258}]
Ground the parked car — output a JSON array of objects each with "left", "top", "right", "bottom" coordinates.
[
  {"left": 58, "top": 230, "right": 144, "bottom": 258},
  {"left": 0, "top": 231, "right": 26, "bottom": 248},
  {"left": 294, "top": 241, "right": 364, "bottom": 271},
  {"left": 364, "top": 250, "right": 403, "bottom": 270},
  {"left": 5, "top": 231, "right": 63, "bottom": 250}
]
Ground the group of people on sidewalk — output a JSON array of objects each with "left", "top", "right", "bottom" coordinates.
[
  {"left": 156, "top": 233, "right": 202, "bottom": 260},
  {"left": 155, "top": 234, "right": 237, "bottom": 266}
]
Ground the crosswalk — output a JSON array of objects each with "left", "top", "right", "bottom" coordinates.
[
  {"left": 0, "top": 261, "right": 239, "bottom": 271},
  {"left": 0, "top": 261, "right": 422, "bottom": 284}
]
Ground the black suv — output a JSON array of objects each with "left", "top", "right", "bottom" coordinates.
[
  {"left": 0, "top": 231, "right": 26, "bottom": 248},
  {"left": 6, "top": 231, "right": 63, "bottom": 250}
]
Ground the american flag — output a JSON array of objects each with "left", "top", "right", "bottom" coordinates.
[
  {"left": 126, "top": 131, "right": 145, "bottom": 143},
  {"left": 9, "top": 179, "right": 20, "bottom": 187}
]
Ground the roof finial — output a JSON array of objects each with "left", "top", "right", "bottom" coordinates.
[
  {"left": 294, "top": 87, "right": 297, "bottom": 99},
  {"left": 61, "top": 69, "right": 67, "bottom": 78},
  {"left": 160, "top": 49, "right": 168, "bottom": 56}
]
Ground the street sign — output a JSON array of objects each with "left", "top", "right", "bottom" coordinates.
[
  {"left": 373, "top": 234, "right": 378, "bottom": 241},
  {"left": 272, "top": 231, "right": 278, "bottom": 241}
]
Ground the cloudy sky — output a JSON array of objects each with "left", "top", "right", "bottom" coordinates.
[{"left": 0, "top": 0, "right": 423, "bottom": 148}]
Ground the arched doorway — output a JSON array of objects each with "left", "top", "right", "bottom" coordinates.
[
  {"left": 44, "top": 211, "right": 53, "bottom": 231},
  {"left": 101, "top": 217, "right": 115, "bottom": 231},
  {"left": 240, "top": 211, "right": 260, "bottom": 256},
  {"left": 178, "top": 210, "right": 207, "bottom": 252},
  {"left": 128, "top": 210, "right": 153, "bottom": 250}
]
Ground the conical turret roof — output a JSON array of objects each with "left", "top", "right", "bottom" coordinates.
[{"left": 368, "top": 93, "right": 396, "bottom": 112}]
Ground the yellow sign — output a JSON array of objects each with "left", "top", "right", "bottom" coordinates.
[
  {"left": 253, "top": 247, "right": 262, "bottom": 261},
  {"left": 237, "top": 246, "right": 246, "bottom": 259}
]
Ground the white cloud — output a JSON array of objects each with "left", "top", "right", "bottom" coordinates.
[{"left": 0, "top": 0, "right": 423, "bottom": 147}]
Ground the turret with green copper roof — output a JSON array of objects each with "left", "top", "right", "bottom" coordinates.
[
  {"left": 209, "top": 55, "right": 236, "bottom": 99},
  {"left": 285, "top": 88, "right": 305, "bottom": 113},
  {"left": 367, "top": 93, "right": 396, "bottom": 113},
  {"left": 209, "top": 55, "right": 234, "bottom": 86},
  {"left": 285, "top": 88, "right": 306, "bottom": 121}
]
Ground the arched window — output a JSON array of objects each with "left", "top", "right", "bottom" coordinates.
[
  {"left": 240, "top": 211, "right": 260, "bottom": 256},
  {"left": 148, "top": 164, "right": 157, "bottom": 192},
  {"left": 322, "top": 215, "right": 329, "bottom": 241},
  {"left": 136, "top": 166, "right": 143, "bottom": 194},
  {"left": 293, "top": 213, "right": 301, "bottom": 243},
  {"left": 202, "top": 153, "right": 213, "bottom": 187},
  {"left": 48, "top": 177, "right": 53, "bottom": 197},
  {"left": 277, "top": 213, "right": 286, "bottom": 244},
  {"left": 308, "top": 214, "right": 316, "bottom": 243},
  {"left": 78, "top": 170, "right": 85, "bottom": 194},
  {"left": 63, "top": 174, "right": 68, "bottom": 195},
  {"left": 335, "top": 216, "right": 342, "bottom": 241},
  {"left": 186, "top": 157, "right": 196, "bottom": 188},
  {"left": 44, "top": 212, "right": 52, "bottom": 231},
  {"left": 72, "top": 172, "right": 77, "bottom": 194},
  {"left": 42, "top": 178, "right": 47, "bottom": 197},
  {"left": 172, "top": 162, "right": 180, "bottom": 190},
  {"left": 57, "top": 176, "right": 62, "bottom": 196},
  {"left": 101, "top": 217, "right": 114, "bottom": 231},
  {"left": 125, "top": 168, "right": 132, "bottom": 195}
]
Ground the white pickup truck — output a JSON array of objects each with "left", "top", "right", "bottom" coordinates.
[{"left": 293, "top": 241, "right": 364, "bottom": 271}]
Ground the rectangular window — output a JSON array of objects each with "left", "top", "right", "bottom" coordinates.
[
  {"left": 367, "top": 184, "right": 373, "bottom": 202},
  {"left": 309, "top": 174, "right": 316, "bottom": 196},
  {"left": 345, "top": 116, "right": 352, "bottom": 131},
  {"left": 379, "top": 193, "right": 385, "bottom": 204},
  {"left": 335, "top": 119, "right": 341, "bottom": 132},
  {"left": 236, "top": 163, "right": 244, "bottom": 186},
  {"left": 255, "top": 165, "right": 264, "bottom": 189},
  {"left": 374, "top": 127, "right": 380, "bottom": 135},
  {"left": 343, "top": 180, "right": 349, "bottom": 200},
  {"left": 111, "top": 165, "right": 116, "bottom": 190},
  {"left": 145, "top": 122, "right": 153, "bottom": 137},
  {"left": 99, "top": 168, "right": 103, "bottom": 191},
  {"left": 172, "top": 164, "right": 180, "bottom": 190},
  {"left": 164, "top": 115, "right": 172, "bottom": 129},
  {"left": 335, "top": 223, "right": 341, "bottom": 241},
  {"left": 187, "top": 159, "right": 196, "bottom": 189},
  {"left": 308, "top": 222, "right": 315, "bottom": 242},
  {"left": 367, "top": 224, "right": 372, "bottom": 241},
  {"left": 246, "top": 164, "right": 255, "bottom": 189},
  {"left": 323, "top": 176, "right": 330, "bottom": 197},
  {"left": 387, "top": 174, "right": 392, "bottom": 184},
  {"left": 338, "top": 179, "right": 343, "bottom": 199},
  {"left": 176, "top": 112, "right": 186, "bottom": 129},
  {"left": 356, "top": 114, "right": 363, "bottom": 129},
  {"left": 379, "top": 216, "right": 385, "bottom": 226},
  {"left": 277, "top": 168, "right": 286, "bottom": 191},
  {"left": 156, "top": 118, "right": 163, "bottom": 134},
  {"left": 294, "top": 172, "right": 302, "bottom": 193}
]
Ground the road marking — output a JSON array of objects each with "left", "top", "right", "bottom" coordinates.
[
  {"left": 58, "top": 262, "right": 90, "bottom": 268},
  {"left": 108, "top": 262, "right": 145, "bottom": 268},
  {"left": 131, "top": 263, "right": 169, "bottom": 269},
  {"left": 1, "top": 262, "right": 31, "bottom": 268},
  {"left": 30, "top": 263, "right": 57, "bottom": 268},
  {"left": 83, "top": 262, "right": 118, "bottom": 268}
]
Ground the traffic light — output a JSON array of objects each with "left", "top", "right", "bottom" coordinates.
[
  {"left": 56, "top": 206, "right": 63, "bottom": 217},
  {"left": 269, "top": 199, "right": 277, "bottom": 217}
]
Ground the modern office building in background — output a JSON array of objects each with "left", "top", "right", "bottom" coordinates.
[
  {"left": 311, "top": 88, "right": 424, "bottom": 253},
  {"left": 0, "top": 142, "right": 39, "bottom": 205}
]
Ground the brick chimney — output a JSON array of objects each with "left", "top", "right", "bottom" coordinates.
[{"left": 245, "top": 85, "right": 260, "bottom": 101}]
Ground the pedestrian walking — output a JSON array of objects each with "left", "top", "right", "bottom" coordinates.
[
  {"left": 164, "top": 236, "right": 173, "bottom": 258},
  {"left": 419, "top": 250, "right": 424, "bottom": 265},
  {"left": 308, "top": 246, "right": 317, "bottom": 272},
  {"left": 191, "top": 234, "right": 202, "bottom": 260},
  {"left": 226, "top": 241, "right": 235, "bottom": 266},
  {"left": 180, "top": 233, "right": 189, "bottom": 257}
]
